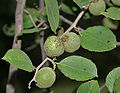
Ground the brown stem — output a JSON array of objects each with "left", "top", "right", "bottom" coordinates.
[
  {"left": 12, "top": 0, "right": 26, "bottom": 49},
  {"left": 28, "top": 57, "right": 56, "bottom": 89},
  {"left": 60, "top": 15, "right": 84, "bottom": 31},
  {"left": 6, "top": 0, "right": 26, "bottom": 93},
  {"left": 39, "top": 0, "right": 45, "bottom": 11},
  {"left": 25, "top": 44, "right": 38, "bottom": 51},
  {"left": 28, "top": 57, "right": 48, "bottom": 89},
  {"left": 60, "top": 7, "right": 88, "bottom": 38},
  {"left": 116, "top": 42, "right": 120, "bottom": 46},
  {"left": 100, "top": 83, "right": 106, "bottom": 91},
  {"left": 39, "top": 0, "right": 48, "bottom": 66},
  {"left": 40, "top": 31, "right": 46, "bottom": 61}
]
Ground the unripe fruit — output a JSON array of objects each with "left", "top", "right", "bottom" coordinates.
[
  {"left": 44, "top": 36, "right": 64, "bottom": 57},
  {"left": 89, "top": 0, "right": 106, "bottom": 16},
  {"left": 103, "top": 17, "right": 119, "bottom": 30},
  {"left": 35, "top": 67, "right": 56, "bottom": 88},
  {"left": 111, "top": 0, "right": 120, "bottom": 6},
  {"left": 61, "top": 32, "right": 80, "bottom": 53}
]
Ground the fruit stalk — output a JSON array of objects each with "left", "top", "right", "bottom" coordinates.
[
  {"left": 60, "top": 7, "right": 88, "bottom": 38},
  {"left": 28, "top": 57, "right": 48, "bottom": 89},
  {"left": 28, "top": 57, "right": 56, "bottom": 89},
  {"left": 60, "top": 15, "right": 84, "bottom": 31}
]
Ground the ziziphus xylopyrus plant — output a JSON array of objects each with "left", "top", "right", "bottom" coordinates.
[{"left": 1, "top": 0, "right": 120, "bottom": 93}]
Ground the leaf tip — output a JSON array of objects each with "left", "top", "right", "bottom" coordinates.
[
  {"left": 1, "top": 56, "right": 5, "bottom": 60},
  {"left": 95, "top": 74, "right": 98, "bottom": 78}
]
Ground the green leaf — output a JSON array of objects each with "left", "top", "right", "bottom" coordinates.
[
  {"left": 102, "top": 17, "right": 119, "bottom": 30},
  {"left": 61, "top": 3, "right": 75, "bottom": 15},
  {"left": 101, "top": 7, "right": 120, "bottom": 20},
  {"left": 106, "top": 67, "right": 120, "bottom": 93},
  {"left": 114, "top": 77, "right": 120, "bottom": 93},
  {"left": 73, "top": 0, "right": 89, "bottom": 8},
  {"left": 80, "top": 26, "right": 117, "bottom": 52},
  {"left": 23, "top": 8, "right": 38, "bottom": 29},
  {"left": 2, "top": 24, "right": 15, "bottom": 37},
  {"left": 57, "top": 56, "right": 98, "bottom": 81},
  {"left": 77, "top": 80, "right": 100, "bottom": 93},
  {"left": 35, "top": 33, "right": 41, "bottom": 44},
  {"left": 49, "top": 90, "right": 54, "bottom": 93},
  {"left": 45, "top": 0, "right": 59, "bottom": 34},
  {"left": 83, "top": 12, "right": 91, "bottom": 20},
  {"left": 23, "top": 8, "right": 46, "bottom": 29},
  {"left": 104, "top": 0, "right": 114, "bottom": 7},
  {"left": 72, "top": 6, "right": 78, "bottom": 12},
  {"left": 2, "top": 49, "right": 35, "bottom": 72},
  {"left": 18, "top": 28, "right": 43, "bottom": 36}
]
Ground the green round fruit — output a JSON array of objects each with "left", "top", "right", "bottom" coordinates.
[
  {"left": 111, "top": 0, "right": 120, "bottom": 6},
  {"left": 103, "top": 17, "right": 119, "bottom": 30},
  {"left": 44, "top": 36, "right": 64, "bottom": 57},
  {"left": 35, "top": 67, "right": 56, "bottom": 88},
  {"left": 61, "top": 32, "right": 80, "bottom": 53},
  {"left": 89, "top": 0, "right": 106, "bottom": 16},
  {"left": 3, "top": 24, "right": 15, "bottom": 36}
]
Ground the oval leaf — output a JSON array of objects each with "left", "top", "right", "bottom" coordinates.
[
  {"left": 61, "top": 3, "right": 75, "bottom": 15},
  {"left": 45, "top": 0, "right": 59, "bottom": 34},
  {"left": 2, "top": 49, "right": 35, "bottom": 72},
  {"left": 114, "top": 77, "right": 120, "bottom": 93},
  {"left": 73, "top": 0, "right": 89, "bottom": 8},
  {"left": 24, "top": 8, "right": 38, "bottom": 29},
  {"left": 106, "top": 67, "right": 120, "bottom": 93},
  {"left": 57, "top": 56, "right": 98, "bottom": 81},
  {"left": 49, "top": 90, "right": 54, "bottom": 93},
  {"left": 23, "top": 8, "right": 46, "bottom": 29},
  {"left": 104, "top": 0, "right": 114, "bottom": 7},
  {"left": 80, "top": 26, "right": 117, "bottom": 52},
  {"left": 77, "top": 80, "right": 100, "bottom": 93},
  {"left": 101, "top": 7, "right": 120, "bottom": 20}
]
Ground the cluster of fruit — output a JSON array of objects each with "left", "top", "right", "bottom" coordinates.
[
  {"left": 34, "top": 0, "right": 120, "bottom": 89},
  {"left": 44, "top": 32, "right": 80, "bottom": 57},
  {"left": 34, "top": 32, "right": 80, "bottom": 88},
  {"left": 89, "top": 0, "right": 120, "bottom": 16}
]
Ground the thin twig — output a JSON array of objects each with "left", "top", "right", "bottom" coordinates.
[
  {"left": 39, "top": 0, "right": 45, "bottom": 11},
  {"left": 60, "top": 15, "right": 73, "bottom": 25},
  {"left": 60, "top": 15, "right": 84, "bottom": 31},
  {"left": 24, "top": 9, "right": 45, "bottom": 28},
  {"left": 40, "top": 31, "right": 46, "bottom": 61},
  {"left": 28, "top": 57, "right": 48, "bottom": 89},
  {"left": 47, "top": 58, "right": 56, "bottom": 70},
  {"left": 28, "top": 57, "right": 56, "bottom": 89},
  {"left": 116, "top": 42, "right": 120, "bottom": 46},
  {"left": 37, "top": 20, "right": 45, "bottom": 28},
  {"left": 6, "top": 0, "right": 26, "bottom": 93},
  {"left": 24, "top": 9, "right": 37, "bottom": 28},
  {"left": 25, "top": 44, "right": 38, "bottom": 51},
  {"left": 60, "top": 8, "right": 87, "bottom": 38},
  {"left": 39, "top": 0, "right": 48, "bottom": 68},
  {"left": 100, "top": 83, "right": 106, "bottom": 91}
]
